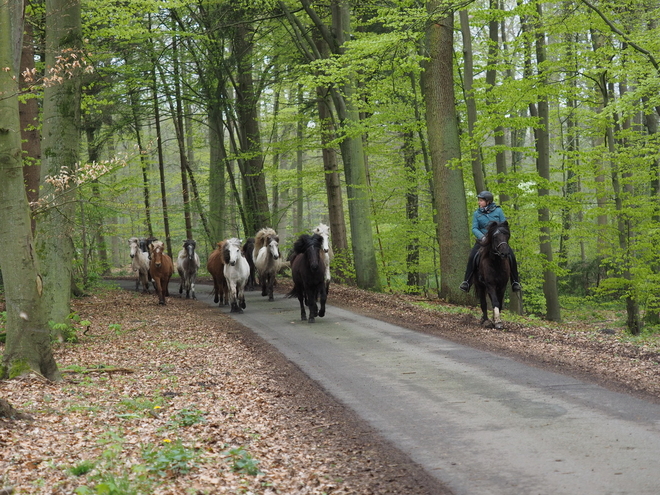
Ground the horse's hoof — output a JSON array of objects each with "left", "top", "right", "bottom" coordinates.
[
  {"left": 159, "top": 301, "right": 166, "bottom": 306},
  {"left": 308, "top": 317, "right": 315, "bottom": 323},
  {"left": 484, "top": 320, "right": 494, "bottom": 329},
  {"left": 240, "top": 301, "right": 246, "bottom": 309},
  {"left": 318, "top": 309, "right": 325, "bottom": 317},
  {"left": 268, "top": 296, "right": 274, "bottom": 302},
  {"left": 301, "top": 316, "right": 307, "bottom": 321},
  {"left": 179, "top": 288, "right": 183, "bottom": 294},
  {"left": 262, "top": 290, "right": 267, "bottom": 296},
  {"left": 495, "top": 322, "right": 503, "bottom": 330}
]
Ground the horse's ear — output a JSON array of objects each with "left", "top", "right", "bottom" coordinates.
[{"left": 502, "top": 220, "right": 509, "bottom": 228}]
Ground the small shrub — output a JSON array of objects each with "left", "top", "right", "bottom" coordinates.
[
  {"left": 141, "top": 440, "right": 199, "bottom": 477},
  {"left": 169, "top": 407, "right": 206, "bottom": 427},
  {"left": 224, "top": 446, "right": 261, "bottom": 476},
  {"left": 70, "top": 460, "right": 96, "bottom": 476}
]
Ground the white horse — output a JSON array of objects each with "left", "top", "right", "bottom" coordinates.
[
  {"left": 128, "top": 237, "right": 150, "bottom": 293},
  {"left": 176, "top": 239, "right": 200, "bottom": 299},
  {"left": 224, "top": 238, "right": 250, "bottom": 313},
  {"left": 313, "top": 223, "right": 333, "bottom": 288},
  {"left": 253, "top": 227, "right": 281, "bottom": 301}
]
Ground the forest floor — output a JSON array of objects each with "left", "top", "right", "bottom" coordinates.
[{"left": 1, "top": 279, "right": 660, "bottom": 494}]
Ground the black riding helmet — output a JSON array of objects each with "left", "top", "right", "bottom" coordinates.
[{"left": 477, "top": 191, "right": 494, "bottom": 203}]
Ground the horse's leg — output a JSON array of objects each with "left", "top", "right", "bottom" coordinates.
[
  {"left": 154, "top": 277, "right": 165, "bottom": 305},
  {"left": 479, "top": 292, "right": 490, "bottom": 325},
  {"left": 298, "top": 293, "right": 307, "bottom": 321},
  {"left": 190, "top": 276, "right": 196, "bottom": 300},
  {"left": 268, "top": 273, "right": 275, "bottom": 302},
  {"left": 307, "top": 287, "right": 318, "bottom": 323},
  {"left": 318, "top": 283, "right": 327, "bottom": 318},
  {"left": 238, "top": 283, "right": 246, "bottom": 309},
  {"left": 261, "top": 272, "right": 268, "bottom": 297}
]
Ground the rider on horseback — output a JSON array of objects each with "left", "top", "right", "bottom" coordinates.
[{"left": 459, "top": 191, "right": 522, "bottom": 293}]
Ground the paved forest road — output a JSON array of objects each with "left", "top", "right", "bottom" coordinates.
[{"left": 120, "top": 280, "right": 660, "bottom": 494}]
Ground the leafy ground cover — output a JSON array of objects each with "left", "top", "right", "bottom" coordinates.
[{"left": 0, "top": 286, "right": 440, "bottom": 494}]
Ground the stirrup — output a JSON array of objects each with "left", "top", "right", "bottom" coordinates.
[
  {"left": 511, "top": 281, "right": 522, "bottom": 292},
  {"left": 459, "top": 281, "right": 470, "bottom": 292}
]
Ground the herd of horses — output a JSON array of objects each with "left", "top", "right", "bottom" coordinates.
[
  {"left": 127, "top": 224, "right": 332, "bottom": 323},
  {"left": 128, "top": 220, "right": 514, "bottom": 328}
]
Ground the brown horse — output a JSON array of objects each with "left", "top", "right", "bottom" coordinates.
[
  {"left": 149, "top": 240, "right": 174, "bottom": 305},
  {"left": 472, "top": 221, "right": 512, "bottom": 329},
  {"left": 207, "top": 240, "right": 229, "bottom": 306}
]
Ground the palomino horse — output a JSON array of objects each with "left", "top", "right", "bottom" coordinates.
[
  {"left": 242, "top": 237, "right": 257, "bottom": 291},
  {"left": 253, "top": 227, "right": 281, "bottom": 301},
  {"left": 207, "top": 240, "right": 229, "bottom": 306},
  {"left": 176, "top": 239, "right": 200, "bottom": 299},
  {"left": 223, "top": 238, "right": 250, "bottom": 313},
  {"left": 149, "top": 240, "right": 174, "bottom": 305},
  {"left": 472, "top": 221, "right": 512, "bottom": 329},
  {"left": 313, "top": 223, "right": 332, "bottom": 290},
  {"left": 128, "top": 237, "right": 150, "bottom": 293},
  {"left": 288, "top": 233, "right": 327, "bottom": 323}
]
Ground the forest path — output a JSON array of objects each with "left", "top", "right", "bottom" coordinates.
[{"left": 121, "top": 280, "right": 660, "bottom": 495}]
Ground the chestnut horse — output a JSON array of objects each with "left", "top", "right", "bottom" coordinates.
[
  {"left": 149, "top": 240, "right": 174, "bottom": 305},
  {"left": 288, "top": 233, "right": 327, "bottom": 323},
  {"left": 207, "top": 240, "right": 229, "bottom": 306}
]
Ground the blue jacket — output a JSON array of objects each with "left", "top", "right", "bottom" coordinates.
[{"left": 472, "top": 203, "right": 506, "bottom": 241}]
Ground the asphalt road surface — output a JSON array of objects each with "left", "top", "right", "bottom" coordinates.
[{"left": 120, "top": 280, "right": 660, "bottom": 495}]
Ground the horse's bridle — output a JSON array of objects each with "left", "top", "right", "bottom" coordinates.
[{"left": 492, "top": 229, "right": 510, "bottom": 258}]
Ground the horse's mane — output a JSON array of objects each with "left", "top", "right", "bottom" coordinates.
[
  {"left": 293, "top": 234, "right": 320, "bottom": 255},
  {"left": 150, "top": 240, "right": 164, "bottom": 251},
  {"left": 254, "top": 228, "right": 277, "bottom": 250}
]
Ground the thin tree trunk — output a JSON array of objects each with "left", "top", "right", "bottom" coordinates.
[{"left": 19, "top": 20, "right": 40, "bottom": 234}]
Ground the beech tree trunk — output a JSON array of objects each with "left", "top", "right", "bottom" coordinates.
[
  {"left": 0, "top": 0, "right": 60, "bottom": 381},
  {"left": 422, "top": 5, "right": 471, "bottom": 303}
]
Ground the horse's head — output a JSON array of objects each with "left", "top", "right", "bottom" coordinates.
[
  {"left": 150, "top": 240, "right": 165, "bottom": 267},
  {"left": 224, "top": 238, "right": 243, "bottom": 266},
  {"left": 128, "top": 237, "right": 139, "bottom": 258},
  {"left": 313, "top": 224, "right": 330, "bottom": 253},
  {"left": 267, "top": 235, "right": 280, "bottom": 260},
  {"left": 183, "top": 239, "right": 196, "bottom": 260},
  {"left": 485, "top": 221, "right": 511, "bottom": 259}
]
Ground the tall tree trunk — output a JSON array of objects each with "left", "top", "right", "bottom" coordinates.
[
  {"left": 403, "top": 131, "right": 420, "bottom": 291},
  {"left": 171, "top": 33, "right": 193, "bottom": 240},
  {"left": 295, "top": 86, "right": 304, "bottom": 234},
  {"left": 422, "top": 4, "right": 471, "bottom": 304},
  {"left": 130, "top": 88, "right": 154, "bottom": 238},
  {"left": 208, "top": 104, "right": 226, "bottom": 243},
  {"left": 329, "top": 0, "right": 381, "bottom": 290},
  {"left": 532, "top": 3, "right": 561, "bottom": 322},
  {"left": 234, "top": 21, "right": 270, "bottom": 233},
  {"left": 35, "top": 0, "right": 82, "bottom": 325},
  {"left": 459, "top": 9, "right": 485, "bottom": 194},
  {"left": 0, "top": 0, "right": 60, "bottom": 380}
]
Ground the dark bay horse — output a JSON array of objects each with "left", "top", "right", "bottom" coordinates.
[
  {"left": 207, "top": 241, "right": 229, "bottom": 306},
  {"left": 288, "top": 233, "right": 327, "bottom": 323},
  {"left": 472, "top": 221, "right": 512, "bottom": 329},
  {"left": 149, "top": 240, "right": 174, "bottom": 305}
]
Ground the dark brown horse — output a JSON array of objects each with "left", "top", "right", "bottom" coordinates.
[
  {"left": 242, "top": 237, "right": 257, "bottom": 291},
  {"left": 207, "top": 241, "right": 229, "bottom": 306},
  {"left": 288, "top": 233, "right": 327, "bottom": 323},
  {"left": 149, "top": 240, "right": 174, "bottom": 305},
  {"left": 471, "top": 221, "right": 512, "bottom": 329}
]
